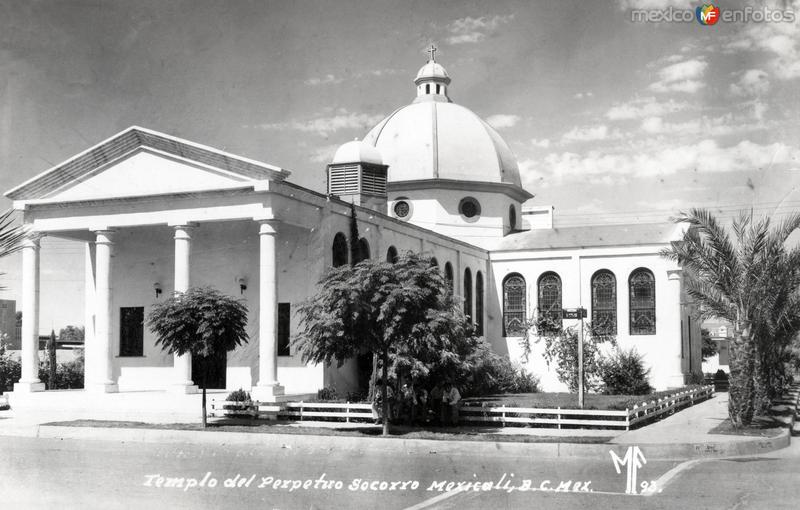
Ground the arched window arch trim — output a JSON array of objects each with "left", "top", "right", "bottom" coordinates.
[
  {"left": 444, "top": 262, "right": 454, "bottom": 293},
  {"left": 356, "top": 237, "right": 371, "bottom": 264},
  {"left": 629, "top": 268, "right": 656, "bottom": 335},
  {"left": 591, "top": 270, "right": 617, "bottom": 335},
  {"left": 463, "top": 268, "right": 473, "bottom": 323},
  {"left": 475, "top": 271, "right": 484, "bottom": 336},
  {"left": 332, "top": 232, "right": 348, "bottom": 267},
  {"left": 537, "top": 271, "right": 562, "bottom": 331},
  {"left": 502, "top": 273, "right": 526, "bottom": 337}
]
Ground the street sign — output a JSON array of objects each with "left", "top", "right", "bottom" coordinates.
[{"left": 563, "top": 308, "right": 587, "bottom": 319}]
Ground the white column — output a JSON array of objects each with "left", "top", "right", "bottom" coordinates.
[
  {"left": 83, "top": 241, "right": 97, "bottom": 388},
  {"left": 88, "top": 230, "right": 118, "bottom": 393},
  {"left": 14, "top": 236, "right": 44, "bottom": 392},
  {"left": 251, "top": 220, "right": 284, "bottom": 401},
  {"left": 665, "top": 269, "right": 685, "bottom": 388},
  {"left": 170, "top": 225, "right": 198, "bottom": 394}
]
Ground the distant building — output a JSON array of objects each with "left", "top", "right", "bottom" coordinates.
[
  {"left": 0, "top": 300, "right": 19, "bottom": 350},
  {"left": 702, "top": 319, "right": 732, "bottom": 374}
]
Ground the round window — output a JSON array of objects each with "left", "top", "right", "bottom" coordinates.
[
  {"left": 393, "top": 200, "right": 411, "bottom": 219},
  {"left": 458, "top": 197, "right": 481, "bottom": 222}
]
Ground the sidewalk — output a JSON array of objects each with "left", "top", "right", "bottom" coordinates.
[{"left": 0, "top": 389, "right": 794, "bottom": 460}]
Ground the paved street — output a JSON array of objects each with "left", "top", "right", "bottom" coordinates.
[{"left": 1, "top": 433, "right": 798, "bottom": 509}]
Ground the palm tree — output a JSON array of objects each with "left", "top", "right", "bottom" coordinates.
[
  {"left": 662, "top": 209, "right": 800, "bottom": 428},
  {"left": 0, "top": 209, "right": 26, "bottom": 288}
]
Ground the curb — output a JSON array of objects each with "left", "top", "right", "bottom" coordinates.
[{"left": 34, "top": 423, "right": 790, "bottom": 461}]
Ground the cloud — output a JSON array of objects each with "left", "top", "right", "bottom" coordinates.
[
  {"left": 310, "top": 144, "right": 341, "bottom": 163},
  {"left": 485, "top": 114, "right": 521, "bottom": 129},
  {"left": 606, "top": 97, "right": 691, "bottom": 120},
  {"left": 531, "top": 138, "right": 551, "bottom": 149},
  {"left": 520, "top": 140, "right": 800, "bottom": 187},
  {"left": 304, "top": 74, "right": 344, "bottom": 86},
  {"left": 444, "top": 14, "right": 515, "bottom": 45},
  {"left": 562, "top": 124, "right": 621, "bottom": 143},
  {"left": 255, "top": 110, "right": 384, "bottom": 136},
  {"left": 573, "top": 91, "right": 594, "bottom": 99},
  {"left": 618, "top": 0, "right": 694, "bottom": 8},
  {"left": 722, "top": 5, "right": 800, "bottom": 80},
  {"left": 649, "top": 58, "right": 707, "bottom": 94},
  {"left": 638, "top": 111, "right": 770, "bottom": 136},
  {"left": 730, "top": 69, "right": 770, "bottom": 97}
]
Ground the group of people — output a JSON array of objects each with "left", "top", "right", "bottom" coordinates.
[{"left": 372, "top": 378, "right": 461, "bottom": 426}]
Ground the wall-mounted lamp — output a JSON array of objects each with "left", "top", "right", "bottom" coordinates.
[
  {"left": 237, "top": 277, "right": 247, "bottom": 294},
  {"left": 154, "top": 282, "right": 162, "bottom": 298}
]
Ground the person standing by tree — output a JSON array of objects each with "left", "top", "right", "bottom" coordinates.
[{"left": 441, "top": 381, "right": 461, "bottom": 426}]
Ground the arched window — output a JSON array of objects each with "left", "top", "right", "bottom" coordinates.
[
  {"left": 503, "top": 274, "right": 526, "bottom": 336},
  {"left": 356, "top": 238, "right": 370, "bottom": 264},
  {"left": 430, "top": 257, "right": 439, "bottom": 268},
  {"left": 475, "top": 271, "right": 484, "bottom": 336},
  {"left": 591, "top": 270, "right": 617, "bottom": 335},
  {"left": 630, "top": 268, "right": 656, "bottom": 335},
  {"left": 332, "top": 233, "right": 348, "bottom": 267},
  {"left": 444, "top": 262, "right": 454, "bottom": 293},
  {"left": 463, "top": 268, "right": 473, "bottom": 323},
  {"left": 386, "top": 246, "right": 398, "bottom": 263},
  {"left": 509, "top": 204, "right": 517, "bottom": 231},
  {"left": 538, "top": 272, "right": 562, "bottom": 331}
]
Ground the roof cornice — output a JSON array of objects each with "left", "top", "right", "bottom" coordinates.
[{"left": 387, "top": 178, "right": 534, "bottom": 202}]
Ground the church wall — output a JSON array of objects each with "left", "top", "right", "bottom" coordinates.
[
  {"left": 389, "top": 188, "right": 522, "bottom": 249},
  {"left": 490, "top": 246, "right": 685, "bottom": 392}
]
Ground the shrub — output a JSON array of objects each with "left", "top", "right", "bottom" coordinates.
[
  {"left": 38, "top": 349, "right": 85, "bottom": 390},
  {"left": 462, "top": 349, "right": 540, "bottom": 397},
  {"left": 225, "top": 388, "right": 251, "bottom": 402},
  {"left": 0, "top": 353, "right": 20, "bottom": 394},
  {"left": 316, "top": 386, "right": 338, "bottom": 401},
  {"left": 598, "top": 347, "right": 653, "bottom": 395}
]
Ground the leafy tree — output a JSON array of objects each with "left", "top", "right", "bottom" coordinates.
[
  {"left": 701, "top": 328, "right": 717, "bottom": 362},
  {"left": 662, "top": 209, "right": 800, "bottom": 427},
  {"left": 147, "top": 287, "right": 249, "bottom": 427},
  {"left": 295, "top": 252, "right": 477, "bottom": 435},
  {"left": 517, "top": 314, "right": 615, "bottom": 394},
  {"left": 58, "top": 325, "right": 85, "bottom": 344},
  {"left": 0, "top": 209, "right": 26, "bottom": 289}
]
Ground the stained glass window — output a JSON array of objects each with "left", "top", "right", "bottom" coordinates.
[
  {"left": 630, "top": 268, "right": 656, "bottom": 335},
  {"left": 538, "top": 272, "right": 562, "bottom": 331},
  {"left": 591, "top": 270, "right": 617, "bottom": 335},
  {"left": 503, "top": 274, "right": 526, "bottom": 336}
]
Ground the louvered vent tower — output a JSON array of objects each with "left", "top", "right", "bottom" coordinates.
[{"left": 327, "top": 139, "right": 388, "bottom": 211}]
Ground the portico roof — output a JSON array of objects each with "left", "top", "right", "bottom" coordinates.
[{"left": 5, "top": 126, "right": 290, "bottom": 201}]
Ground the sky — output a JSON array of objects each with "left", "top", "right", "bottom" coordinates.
[{"left": 0, "top": 0, "right": 798, "bottom": 332}]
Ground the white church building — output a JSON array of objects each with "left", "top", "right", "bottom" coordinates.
[{"left": 5, "top": 56, "right": 701, "bottom": 400}]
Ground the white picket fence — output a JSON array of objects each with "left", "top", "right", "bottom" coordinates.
[
  {"left": 211, "top": 385, "right": 713, "bottom": 430},
  {"left": 461, "top": 385, "right": 714, "bottom": 430}
]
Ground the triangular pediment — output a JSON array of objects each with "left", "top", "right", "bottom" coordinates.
[
  {"left": 5, "top": 126, "right": 290, "bottom": 202},
  {"left": 45, "top": 149, "right": 251, "bottom": 201}
]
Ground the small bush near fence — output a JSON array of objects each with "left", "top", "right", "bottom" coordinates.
[
  {"left": 38, "top": 353, "right": 85, "bottom": 390},
  {"left": 598, "top": 347, "right": 652, "bottom": 396}
]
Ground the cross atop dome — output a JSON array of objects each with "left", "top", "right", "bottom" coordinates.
[
  {"left": 414, "top": 45, "right": 451, "bottom": 102},
  {"left": 427, "top": 43, "right": 437, "bottom": 62}
]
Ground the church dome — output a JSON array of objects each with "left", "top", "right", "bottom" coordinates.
[
  {"left": 331, "top": 139, "right": 384, "bottom": 166},
  {"left": 363, "top": 56, "right": 522, "bottom": 188}
]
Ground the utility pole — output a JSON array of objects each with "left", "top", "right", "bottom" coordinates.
[{"left": 578, "top": 308, "right": 585, "bottom": 409}]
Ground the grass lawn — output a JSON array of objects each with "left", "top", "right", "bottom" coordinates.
[{"left": 41, "top": 419, "right": 615, "bottom": 444}]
